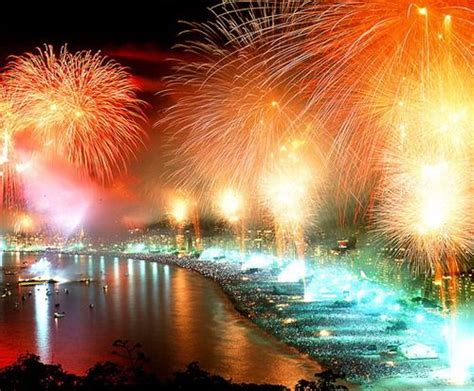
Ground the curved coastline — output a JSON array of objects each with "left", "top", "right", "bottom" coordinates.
[
  {"left": 12, "top": 250, "right": 458, "bottom": 390},
  {"left": 1, "top": 250, "right": 321, "bottom": 388},
  {"left": 109, "top": 253, "right": 354, "bottom": 386},
  {"left": 115, "top": 253, "right": 452, "bottom": 391}
]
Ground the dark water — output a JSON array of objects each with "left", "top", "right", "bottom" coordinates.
[{"left": 0, "top": 252, "right": 319, "bottom": 386}]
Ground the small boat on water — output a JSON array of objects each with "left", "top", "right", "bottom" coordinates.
[
  {"left": 1, "top": 290, "right": 12, "bottom": 298},
  {"left": 18, "top": 277, "right": 59, "bottom": 286},
  {"left": 53, "top": 312, "right": 66, "bottom": 318}
]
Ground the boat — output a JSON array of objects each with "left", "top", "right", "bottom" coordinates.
[
  {"left": 18, "top": 277, "right": 59, "bottom": 286},
  {"left": 1, "top": 290, "right": 12, "bottom": 298},
  {"left": 53, "top": 312, "right": 66, "bottom": 318}
]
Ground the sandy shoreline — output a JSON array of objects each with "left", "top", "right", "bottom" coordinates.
[
  {"left": 19, "top": 249, "right": 472, "bottom": 390},
  {"left": 132, "top": 254, "right": 472, "bottom": 391}
]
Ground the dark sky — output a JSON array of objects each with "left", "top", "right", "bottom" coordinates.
[{"left": 0, "top": 2, "right": 216, "bottom": 56}]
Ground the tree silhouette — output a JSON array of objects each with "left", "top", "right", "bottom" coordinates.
[
  {"left": 0, "top": 353, "right": 78, "bottom": 391},
  {"left": 111, "top": 339, "right": 150, "bottom": 370},
  {"left": 0, "top": 348, "right": 290, "bottom": 390},
  {"left": 295, "top": 370, "right": 348, "bottom": 391},
  {"left": 314, "top": 370, "right": 348, "bottom": 391}
]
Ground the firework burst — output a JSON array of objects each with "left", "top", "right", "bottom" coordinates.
[
  {"left": 219, "top": 0, "right": 473, "bottom": 222},
  {"left": 160, "top": 1, "right": 325, "bottom": 200},
  {"left": 5, "top": 45, "right": 146, "bottom": 182},
  {"left": 260, "top": 139, "right": 322, "bottom": 259},
  {"left": 242, "top": 0, "right": 473, "bottom": 271},
  {"left": 216, "top": 188, "right": 243, "bottom": 224},
  {"left": 0, "top": 85, "right": 28, "bottom": 209},
  {"left": 163, "top": 0, "right": 472, "bottom": 270},
  {"left": 374, "top": 151, "right": 473, "bottom": 275}
]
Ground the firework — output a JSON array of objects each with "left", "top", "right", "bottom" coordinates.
[
  {"left": 306, "top": 0, "right": 472, "bottom": 222},
  {"left": 260, "top": 139, "right": 321, "bottom": 259},
  {"left": 374, "top": 151, "right": 472, "bottom": 275},
  {"left": 216, "top": 188, "right": 243, "bottom": 224},
  {"left": 5, "top": 45, "right": 146, "bottom": 182},
  {"left": 251, "top": 0, "right": 473, "bottom": 272},
  {"left": 0, "top": 85, "right": 24, "bottom": 144},
  {"left": 170, "top": 197, "right": 189, "bottom": 224},
  {"left": 162, "top": 0, "right": 472, "bottom": 271},
  {"left": 216, "top": 187, "right": 246, "bottom": 253},
  {"left": 14, "top": 213, "right": 35, "bottom": 234},
  {"left": 216, "top": 0, "right": 472, "bottom": 222},
  {"left": 160, "top": 1, "right": 324, "bottom": 199},
  {"left": 371, "top": 56, "right": 473, "bottom": 275},
  {"left": 168, "top": 193, "right": 201, "bottom": 250},
  {"left": 0, "top": 85, "right": 28, "bottom": 209}
]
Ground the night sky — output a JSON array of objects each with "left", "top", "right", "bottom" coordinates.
[{"left": 0, "top": 2, "right": 215, "bottom": 53}]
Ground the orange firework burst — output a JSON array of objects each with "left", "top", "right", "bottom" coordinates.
[
  {"left": 160, "top": 1, "right": 325, "bottom": 199},
  {"left": 374, "top": 151, "right": 473, "bottom": 275},
  {"left": 5, "top": 45, "right": 146, "bottom": 182},
  {"left": 161, "top": 0, "right": 472, "bottom": 272},
  {"left": 238, "top": 0, "right": 473, "bottom": 272},
  {"left": 170, "top": 196, "right": 190, "bottom": 225},
  {"left": 13, "top": 212, "right": 36, "bottom": 234},
  {"left": 0, "top": 85, "right": 27, "bottom": 209},
  {"left": 260, "top": 139, "right": 322, "bottom": 259},
  {"left": 221, "top": 0, "right": 472, "bottom": 222},
  {"left": 371, "top": 62, "right": 473, "bottom": 274},
  {"left": 216, "top": 188, "right": 243, "bottom": 224},
  {"left": 261, "top": 140, "right": 321, "bottom": 226},
  {"left": 167, "top": 192, "right": 202, "bottom": 250}
]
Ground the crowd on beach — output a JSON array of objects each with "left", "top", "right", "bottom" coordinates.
[
  {"left": 0, "top": 248, "right": 465, "bottom": 388},
  {"left": 134, "top": 253, "right": 440, "bottom": 385}
]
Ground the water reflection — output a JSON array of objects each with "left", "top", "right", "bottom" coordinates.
[
  {"left": 34, "top": 285, "right": 50, "bottom": 361},
  {"left": 0, "top": 253, "right": 319, "bottom": 386},
  {"left": 87, "top": 256, "right": 93, "bottom": 275},
  {"left": 100, "top": 256, "right": 105, "bottom": 272},
  {"left": 113, "top": 257, "right": 119, "bottom": 282},
  {"left": 173, "top": 268, "right": 196, "bottom": 361},
  {"left": 127, "top": 259, "right": 136, "bottom": 320},
  {"left": 164, "top": 264, "right": 170, "bottom": 294}
]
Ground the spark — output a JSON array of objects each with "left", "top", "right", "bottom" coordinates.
[{"left": 5, "top": 45, "right": 146, "bottom": 182}]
